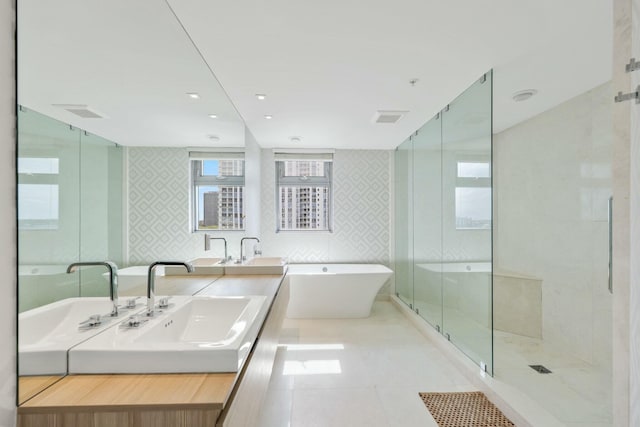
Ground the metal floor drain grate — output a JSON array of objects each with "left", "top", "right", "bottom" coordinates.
[{"left": 529, "top": 364, "right": 552, "bottom": 374}]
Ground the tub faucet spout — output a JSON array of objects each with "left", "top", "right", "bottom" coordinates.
[
  {"left": 67, "top": 261, "right": 119, "bottom": 317},
  {"left": 147, "top": 261, "right": 194, "bottom": 316}
]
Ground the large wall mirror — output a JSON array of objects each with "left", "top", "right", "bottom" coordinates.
[{"left": 17, "top": 0, "right": 245, "bottom": 404}]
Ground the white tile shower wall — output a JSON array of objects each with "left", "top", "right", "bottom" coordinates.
[
  {"left": 1, "top": 1, "right": 16, "bottom": 425},
  {"left": 629, "top": 0, "right": 640, "bottom": 425},
  {"left": 613, "top": 0, "right": 633, "bottom": 424},
  {"left": 127, "top": 141, "right": 262, "bottom": 264},
  {"left": 260, "top": 149, "right": 392, "bottom": 292},
  {"left": 494, "top": 82, "right": 613, "bottom": 367}
]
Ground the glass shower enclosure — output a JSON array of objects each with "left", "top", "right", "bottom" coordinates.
[{"left": 394, "top": 71, "right": 493, "bottom": 373}]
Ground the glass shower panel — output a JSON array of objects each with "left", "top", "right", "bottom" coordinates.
[
  {"left": 413, "top": 116, "right": 443, "bottom": 328},
  {"left": 79, "top": 132, "right": 124, "bottom": 296},
  {"left": 394, "top": 137, "right": 413, "bottom": 307},
  {"left": 441, "top": 72, "right": 493, "bottom": 374},
  {"left": 18, "top": 108, "right": 81, "bottom": 312}
]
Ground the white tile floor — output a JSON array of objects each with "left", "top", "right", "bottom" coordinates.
[
  {"left": 494, "top": 331, "right": 612, "bottom": 427},
  {"left": 256, "top": 301, "right": 477, "bottom": 427}
]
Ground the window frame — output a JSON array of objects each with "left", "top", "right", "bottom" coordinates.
[
  {"left": 190, "top": 152, "right": 245, "bottom": 232},
  {"left": 275, "top": 154, "right": 333, "bottom": 233}
]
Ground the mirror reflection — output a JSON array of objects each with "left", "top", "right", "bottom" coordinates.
[{"left": 17, "top": 0, "right": 245, "bottom": 404}]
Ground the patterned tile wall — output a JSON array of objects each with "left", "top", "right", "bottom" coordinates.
[
  {"left": 126, "top": 147, "right": 232, "bottom": 264},
  {"left": 127, "top": 147, "right": 393, "bottom": 291},
  {"left": 260, "top": 149, "right": 393, "bottom": 293}
]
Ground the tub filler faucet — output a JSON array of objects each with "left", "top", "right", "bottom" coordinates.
[
  {"left": 66, "top": 261, "right": 120, "bottom": 317},
  {"left": 240, "top": 237, "right": 260, "bottom": 262},
  {"left": 146, "top": 261, "right": 194, "bottom": 317}
]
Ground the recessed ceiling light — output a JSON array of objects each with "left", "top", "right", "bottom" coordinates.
[
  {"left": 207, "top": 135, "right": 220, "bottom": 142},
  {"left": 512, "top": 89, "right": 537, "bottom": 102},
  {"left": 208, "top": 114, "right": 218, "bottom": 119},
  {"left": 290, "top": 136, "right": 302, "bottom": 143},
  {"left": 264, "top": 115, "right": 273, "bottom": 120},
  {"left": 187, "top": 93, "right": 200, "bottom": 99},
  {"left": 255, "top": 94, "right": 267, "bottom": 100}
]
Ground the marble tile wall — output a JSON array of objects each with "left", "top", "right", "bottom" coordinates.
[
  {"left": 0, "top": 2, "right": 16, "bottom": 426},
  {"left": 629, "top": 0, "right": 640, "bottom": 425},
  {"left": 494, "top": 82, "right": 613, "bottom": 367},
  {"left": 613, "top": 0, "right": 633, "bottom": 425}
]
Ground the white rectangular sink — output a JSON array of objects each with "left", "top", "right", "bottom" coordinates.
[
  {"left": 68, "top": 295, "right": 268, "bottom": 374},
  {"left": 224, "top": 257, "right": 287, "bottom": 275},
  {"left": 165, "top": 258, "right": 224, "bottom": 276},
  {"left": 19, "top": 297, "right": 141, "bottom": 376}
]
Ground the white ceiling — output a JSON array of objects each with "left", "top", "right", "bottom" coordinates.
[{"left": 19, "top": 0, "right": 612, "bottom": 150}]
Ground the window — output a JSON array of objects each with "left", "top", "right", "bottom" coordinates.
[
  {"left": 455, "top": 160, "right": 491, "bottom": 229},
  {"left": 191, "top": 152, "right": 245, "bottom": 231},
  {"left": 18, "top": 157, "right": 60, "bottom": 230},
  {"left": 275, "top": 153, "right": 333, "bottom": 231}
]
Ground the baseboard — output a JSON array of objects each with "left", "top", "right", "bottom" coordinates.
[{"left": 375, "top": 293, "right": 390, "bottom": 301}]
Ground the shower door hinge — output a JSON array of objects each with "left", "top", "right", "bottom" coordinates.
[
  {"left": 614, "top": 86, "right": 640, "bottom": 104},
  {"left": 409, "top": 303, "right": 413, "bottom": 310},
  {"left": 435, "top": 112, "right": 440, "bottom": 120},
  {"left": 479, "top": 73, "right": 487, "bottom": 84},
  {"left": 415, "top": 307, "right": 420, "bottom": 315},
  {"left": 395, "top": 292, "right": 399, "bottom": 297},
  {"left": 626, "top": 57, "right": 640, "bottom": 73},
  {"left": 445, "top": 333, "right": 451, "bottom": 341},
  {"left": 435, "top": 325, "right": 441, "bottom": 333},
  {"left": 443, "top": 104, "right": 450, "bottom": 113}
]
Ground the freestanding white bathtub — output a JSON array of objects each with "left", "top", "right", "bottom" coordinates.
[{"left": 286, "top": 264, "right": 393, "bottom": 319}]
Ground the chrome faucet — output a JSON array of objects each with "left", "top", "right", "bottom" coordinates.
[
  {"left": 240, "top": 237, "right": 260, "bottom": 262},
  {"left": 204, "top": 234, "right": 229, "bottom": 262},
  {"left": 67, "top": 261, "right": 120, "bottom": 317},
  {"left": 146, "top": 261, "right": 194, "bottom": 316}
]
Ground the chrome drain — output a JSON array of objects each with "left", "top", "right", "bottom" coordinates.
[{"left": 529, "top": 364, "right": 552, "bottom": 374}]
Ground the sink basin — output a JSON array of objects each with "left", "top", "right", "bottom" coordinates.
[
  {"left": 19, "top": 297, "right": 141, "bottom": 375},
  {"left": 165, "top": 258, "right": 224, "bottom": 276},
  {"left": 224, "top": 257, "right": 287, "bottom": 275},
  {"left": 68, "top": 295, "right": 268, "bottom": 374}
]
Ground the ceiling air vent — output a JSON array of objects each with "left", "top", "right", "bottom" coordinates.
[
  {"left": 372, "top": 110, "right": 408, "bottom": 124},
  {"left": 52, "top": 104, "right": 106, "bottom": 119}
]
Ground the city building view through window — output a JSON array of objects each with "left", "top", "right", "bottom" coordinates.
[
  {"left": 192, "top": 158, "right": 244, "bottom": 231},
  {"left": 276, "top": 159, "right": 332, "bottom": 231}
]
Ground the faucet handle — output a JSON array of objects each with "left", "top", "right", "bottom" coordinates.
[
  {"left": 78, "top": 314, "right": 104, "bottom": 330},
  {"left": 121, "top": 314, "right": 148, "bottom": 329},
  {"left": 125, "top": 297, "right": 140, "bottom": 309},
  {"left": 158, "top": 296, "right": 172, "bottom": 309}
]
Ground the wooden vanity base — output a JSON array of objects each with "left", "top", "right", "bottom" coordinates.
[{"left": 18, "top": 373, "right": 235, "bottom": 427}]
